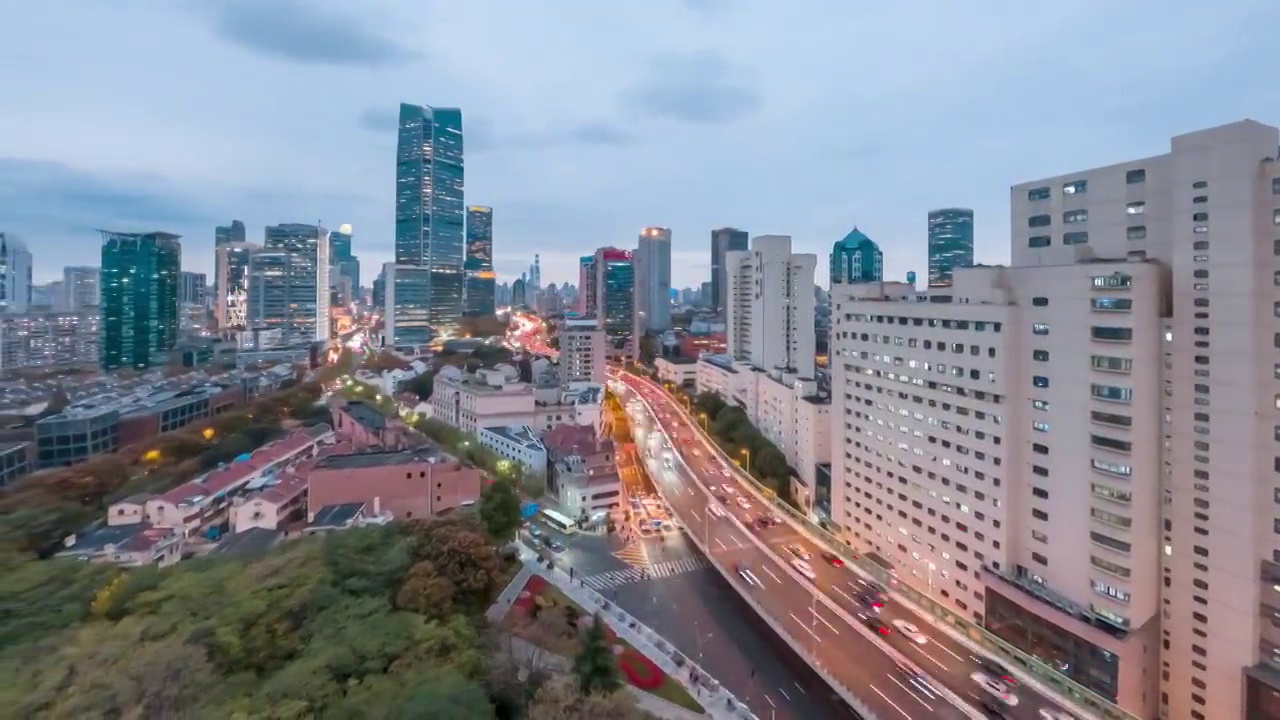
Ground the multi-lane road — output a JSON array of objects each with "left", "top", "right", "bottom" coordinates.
[{"left": 617, "top": 373, "right": 1086, "bottom": 720}]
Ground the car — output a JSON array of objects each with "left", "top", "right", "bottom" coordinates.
[
  {"left": 974, "top": 696, "right": 1014, "bottom": 719},
  {"left": 785, "top": 544, "right": 812, "bottom": 561},
  {"left": 1038, "top": 711, "right": 1076, "bottom": 720},
  {"left": 707, "top": 504, "right": 726, "bottom": 518},
  {"left": 721, "top": 484, "right": 737, "bottom": 495},
  {"left": 715, "top": 494, "right": 729, "bottom": 503},
  {"left": 857, "top": 592, "right": 884, "bottom": 612},
  {"left": 891, "top": 620, "right": 929, "bottom": 644},
  {"left": 528, "top": 525, "right": 544, "bottom": 538},
  {"left": 971, "top": 672, "right": 1019, "bottom": 707},
  {"left": 974, "top": 658, "right": 1019, "bottom": 688},
  {"left": 736, "top": 565, "right": 762, "bottom": 587},
  {"left": 736, "top": 496, "right": 752, "bottom": 510},
  {"left": 547, "top": 539, "right": 565, "bottom": 552},
  {"left": 791, "top": 559, "right": 817, "bottom": 580},
  {"left": 820, "top": 551, "right": 844, "bottom": 567},
  {"left": 862, "top": 616, "right": 891, "bottom": 636}
]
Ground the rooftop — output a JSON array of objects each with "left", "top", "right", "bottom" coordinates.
[
  {"left": 211, "top": 527, "right": 280, "bottom": 556},
  {"left": 61, "top": 523, "right": 176, "bottom": 555},
  {"left": 481, "top": 425, "right": 545, "bottom": 451},
  {"left": 314, "top": 447, "right": 448, "bottom": 470},
  {"left": 699, "top": 354, "right": 737, "bottom": 372},
  {"left": 659, "top": 356, "right": 697, "bottom": 365},
  {"left": 155, "top": 426, "right": 330, "bottom": 506},
  {"left": 340, "top": 401, "right": 386, "bottom": 432},
  {"left": 543, "top": 423, "right": 611, "bottom": 459},
  {"left": 310, "top": 502, "right": 366, "bottom": 528}
]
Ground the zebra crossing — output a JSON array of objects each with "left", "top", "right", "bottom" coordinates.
[
  {"left": 612, "top": 542, "right": 650, "bottom": 568},
  {"left": 582, "top": 556, "right": 710, "bottom": 590}
]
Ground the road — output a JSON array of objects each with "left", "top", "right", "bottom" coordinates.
[{"left": 617, "top": 373, "right": 1085, "bottom": 720}]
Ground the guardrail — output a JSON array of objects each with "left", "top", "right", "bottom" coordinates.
[{"left": 616, "top": 374, "right": 1137, "bottom": 720}]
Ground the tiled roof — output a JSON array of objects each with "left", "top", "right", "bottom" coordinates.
[
  {"left": 542, "top": 423, "right": 611, "bottom": 459},
  {"left": 157, "top": 429, "right": 323, "bottom": 505},
  {"left": 310, "top": 502, "right": 365, "bottom": 528}
]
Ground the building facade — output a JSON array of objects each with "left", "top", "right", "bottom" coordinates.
[
  {"left": 0, "top": 232, "right": 33, "bottom": 314},
  {"left": 578, "top": 255, "right": 596, "bottom": 315},
  {"left": 927, "top": 208, "right": 975, "bottom": 288},
  {"left": 248, "top": 223, "right": 330, "bottom": 346},
  {"left": 383, "top": 263, "right": 434, "bottom": 350},
  {"left": 594, "top": 247, "right": 634, "bottom": 342},
  {"left": 215, "top": 241, "right": 254, "bottom": 329},
  {"left": 464, "top": 206, "right": 495, "bottom": 316},
  {"left": 0, "top": 310, "right": 100, "bottom": 372},
  {"left": 100, "top": 231, "right": 181, "bottom": 371},
  {"left": 329, "top": 225, "right": 360, "bottom": 298},
  {"left": 395, "top": 103, "right": 465, "bottom": 330},
  {"left": 62, "top": 266, "right": 100, "bottom": 310},
  {"left": 477, "top": 425, "right": 547, "bottom": 476},
  {"left": 558, "top": 316, "right": 606, "bottom": 385},
  {"left": 725, "top": 234, "right": 817, "bottom": 378},
  {"left": 829, "top": 227, "right": 883, "bottom": 285},
  {"left": 633, "top": 227, "right": 672, "bottom": 334},
  {"left": 710, "top": 227, "right": 749, "bottom": 319},
  {"left": 180, "top": 271, "right": 206, "bottom": 306}
]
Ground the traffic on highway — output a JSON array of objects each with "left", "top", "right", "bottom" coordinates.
[{"left": 616, "top": 372, "right": 1085, "bottom": 720}]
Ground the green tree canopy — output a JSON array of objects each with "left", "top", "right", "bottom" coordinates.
[
  {"left": 572, "top": 614, "right": 620, "bottom": 696},
  {"left": 478, "top": 478, "right": 523, "bottom": 541}
]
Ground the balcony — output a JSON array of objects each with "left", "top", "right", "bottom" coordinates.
[{"left": 986, "top": 564, "right": 1130, "bottom": 639}]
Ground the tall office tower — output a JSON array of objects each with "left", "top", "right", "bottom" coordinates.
[
  {"left": 558, "top": 316, "right": 606, "bottom": 385},
  {"left": 710, "top": 227, "right": 749, "bottom": 317},
  {"left": 395, "top": 102, "right": 465, "bottom": 331},
  {"left": 511, "top": 277, "right": 527, "bottom": 308},
  {"left": 0, "top": 233, "right": 33, "bottom": 313},
  {"left": 928, "top": 208, "right": 975, "bottom": 288},
  {"left": 179, "top": 271, "right": 206, "bottom": 306},
  {"left": 578, "top": 255, "right": 597, "bottom": 314},
  {"left": 593, "top": 247, "right": 634, "bottom": 342},
  {"left": 372, "top": 269, "right": 386, "bottom": 310},
  {"left": 463, "top": 206, "right": 495, "bottom": 316},
  {"left": 382, "top": 263, "right": 433, "bottom": 350},
  {"left": 329, "top": 223, "right": 361, "bottom": 296},
  {"left": 62, "top": 266, "right": 100, "bottom": 309},
  {"left": 530, "top": 254, "right": 541, "bottom": 292},
  {"left": 215, "top": 220, "right": 246, "bottom": 246},
  {"left": 248, "top": 223, "right": 330, "bottom": 345},
  {"left": 99, "top": 231, "right": 180, "bottom": 370},
  {"left": 215, "top": 242, "right": 254, "bottom": 328},
  {"left": 724, "top": 235, "right": 816, "bottom": 377},
  {"left": 495, "top": 281, "right": 511, "bottom": 308},
  {"left": 633, "top": 227, "right": 672, "bottom": 334},
  {"left": 829, "top": 227, "right": 883, "bottom": 285}
]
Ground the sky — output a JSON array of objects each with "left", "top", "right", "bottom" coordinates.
[{"left": 1, "top": 0, "right": 1277, "bottom": 289}]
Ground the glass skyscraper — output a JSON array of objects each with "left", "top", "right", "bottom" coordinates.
[
  {"left": 595, "top": 247, "right": 634, "bottom": 340},
  {"left": 383, "top": 264, "right": 434, "bottom": 350},
  {"left": 329, "top": 226, "right": 360, "bottom": 293},
  {"left": 464, "top": 206, "right": 494, "bottom": 316},
  {"left": 395, "top": 102, "right": 465, "bottom": 332},
  {"left": 248, "top": 223, "right": 330, "bottom": 346},
  {"left": 829, "top": 227, "right": 883, "bottom": 285},
  {"left": 100, "top": 231, "right": 181, "bottom": 370},
  {"left": 927, "top": 208, "right": 975, "bottom": 287},
  {"left": 710, "top": 227, "right": 748, "bottom": 317}
]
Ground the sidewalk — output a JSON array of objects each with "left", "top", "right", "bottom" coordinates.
[{"left": 495, "top": 543, "right": 757, "bottom": 720}]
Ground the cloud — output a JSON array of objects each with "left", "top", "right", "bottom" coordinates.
[
  {"left": 624, "top": 50, "right": 760, "bottom": 125},
  {"left": 202, "top": 0, "right": 420, "bottom": 68},
  {"left": 357, "top": 108, "right": 632, "bottom": 151}
]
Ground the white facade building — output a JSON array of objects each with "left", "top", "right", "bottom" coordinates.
[
  {"left": 431, "top": 365, "right": 603, "bottom": 436},
  {"left": 654, "top": 356, "right": 698, "bottom": 387},
  {"left": 558, "top": 316, "right": 606, "bottom": 385},
  {"left": 632, "top": 227, "right": 672, "bottom": 334},
  {"left": 477, "top": 425, "right": 547, "bottom": 477},
  {"left": 725, "top": 235, "right": 817, "bottom": 378}
]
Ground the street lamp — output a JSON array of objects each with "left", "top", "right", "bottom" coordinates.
[
  {"left": 696, "top": 412, "right": 708, "bottom": 431},
  {"left": 739, "top": 447, "right": 751, "bottom": 471}
]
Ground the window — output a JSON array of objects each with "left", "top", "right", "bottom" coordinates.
[
  {"left": 1092, "top": 355, "right": 1133, "bottom": 373},
  {"left": 1094, "top": 579, "right": 1131, "bottom": 603},
  {"left": 1192, "top": 212, "right": 1209, "bottom": 222},
  {"left": 1193, "top": 240, "right": 1209, "bottom": 250},
  {"left": 1032, "top": 399, "right": 1050, "bottom": 411},
  {"left": 1033, "top": 323, "right": 1050, "bottom": 335},
  {"left": 1126, "top": 226, "right": 1147, "bottom": 240},
  {"left": 1033, "top": 421, "right": 1049, "bottom": 433},
  {"left": 1063, "top": 209, "right": 1089, "bottom": 224},
  {"left": 1028, "top": 235, "right": 1051, "bottom": 248},
  {"left": 1029, "top": 214, "right": 1051, "bottom": 228},
  {"left": 1092, "top": 297, "right": 1132, "bottom": 311},
  {"left": 1091, "top": 532, "right": 1132, "bottom": 554},
  {"left": 1028, "top": 187, "right": 1051, "bottom": 201},
  {"left": 1091, "top": 383, "right": 1133, "bottom": 403},
  {"left": 1091, "top": 555, "right": 1130, "bottom": 578},
  {"left": 1033, "top": 350, "right": 1050, "bottom": 362},
  {"left": 1193, "top": 195, "right": 1208, "bottom": 204},
  {"left": 1091, "top": 410, "right": 1132, "bottom": 428},
  {"left": 1063, "top": 231, "right": 1089, "bottom": 245},
  {"left": 1194, "top": 225, "right": 1210, "bottom": 234},
  {"left": 1033, "top": 375, "right": 1050, "bottom": 388},
  {"left": 1092, "top": 458, "right": 1132, "bottom": 476},
  {"left": 1273, "top": 177, "right": 1280, "bottom": 195},
  {"left": 1126, "top": 202, "right": 1146, "bottom": 215},
  {"left": 1063, "top": 180, "right": 1088, "bottom": 194},
  {"left": 1273, "top": 209, "right": 1280, "bottom": 226},
  {"left": 1193, "top": 269, "right": 1209, "bottom": 279},
  {"left": 1092, "top": 326, "right": 1133, "bottom": 342},
  {"left": 1032, "top": 296, "right": 1049, "bottom": 307},
  {"left": 1193, "top": 180, "right": 1208, "bottom": 189},
  {"left": 1092, "top": 434, "right": 1132, "bottom": 452},
  {"left": 1092, "top": 274, "right": 1133, "bottom": 289},
  {"left": 1126, "top": 169, "right": 1146, "bottom": 184}
]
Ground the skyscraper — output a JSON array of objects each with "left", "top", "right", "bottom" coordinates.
[
  {"left": 829, "top": 228, "right": 883, "bottom": 285},
  {"left": 464, "top": 206, "right": 495, "bottom": 316},
  {"left": 710, "top": 227, "right": 748, "bottom": 318},
  {"left": 215, "top": 242, "right": 254, "bottom": 328},
  {"left": 927, "top": 208, "right": 975, "bottom": 287},
  {"left": 633, "top": 227, "right": 672, "bottom": 334},
  {"left": 0, "top": 232, "right": 33, "bottom": 313},
  {"left": 99, "top": 231, "right": 180, "bottom": 370},
  {"left": 530, "top": 254, "right": 541, "bottom": 292},
  {"left": 179, "top": 271, "right": 206, "bottom": 306},
  {"left": 247, "top": 223, "right": 330, "bottom": 345},
  {"left": 215, "top": 220, "right": 246, "bottom": 246},
  {"left": 382, "top": 263, "right": 434, "bottom": 350},
  {"left": 62, "top": 266, "right": 100, "bottom": 310},
  {"left": 725, "top": 235, "right": 816, "bottom": 377},
  {"left": 395, "top": 102, "right": 465, "bottom": 331},
  {"left": 578, "top": 255, "right": 596, "bottom": 314},
  {"left": 511, "top": 277, "right": 527, "bottom": 308},
  {"left": 329, "top": 223, "right": 361, "bottom": 295},
  {"left": 593, "top": 247, "right": 634, "bottom": 342}
]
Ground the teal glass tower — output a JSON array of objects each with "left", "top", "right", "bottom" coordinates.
[
  {"left": 464, "top": 205, "right": 494, "bottom": 316},
  {"left": 927, "top": 208, "right": 974, "bottom": 287},
  {"left": 395, "top": 102, "right": 465, "bottom": 330},
  {"left": 829, "top": 228, "right": 883, "bottom": 285},
  {"left": 100, "top": 231, "right": 181, "bottom": 370}
]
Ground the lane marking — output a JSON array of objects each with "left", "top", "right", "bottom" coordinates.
[
  {"left": 869, "top": 684, "right": 914, "bottom": 720},
  {"left": 763, "top": 694, "right": 776, "bottom": 708},
  {"left": 810, "top": 606, "right": 841, "bottom": 634},
  {"left": 688, "top": 508, "right": 700, "bottom": 521},
  {"left": 793, "top": 681, "right": 806, "bottom": 695},
  {"left": 831, "top": 584, "right": 858, "bottom": 605},
  {"left": 931, "top": 638, "right": 965, "bottom": 662},
  {"left": 888, "top": 675, "right": 935, "bottom": 713},
  {"left": 788, "top": 613, "right": 822, "bottom": 641},
  {"left": 761, "top": 564, "right": 782, "bottom": 584},
  {"left": 910, "top": 643, "right": 950, "bottom": 673},
  {"left": 732, "top": 535, "right": 744, "bottom": 549},
  {"left": 778, "top": 687, "right": 791, "bottom": 701},
  {"left": 714, "top": 537, "right": 727, "bottom": 551}
]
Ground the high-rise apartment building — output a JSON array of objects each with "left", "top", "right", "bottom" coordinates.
[
  {"left": 725, "top": 235, "right": 816, "bottom": 378},
  {"left": 593, "top": 247, "right": 634, "bottom": 342},
  {"left": 62, "top": 266, "right": 100, "bottom": 310},
  {"left": 180, "top": 271, "right": 206, "bottom": 306},
  {"left": 464, "top": 206, "right": 495, "bottom": 316},
  {"left": 215, "top": 242, "right": 254, "bottom": 328},
  {"left": 927, "top": 208, "right": 975, "bottom": 288},
  {"left": 829, "top": 228, "right": 883, "bottom": 285},
  {"left": 100, "top": 231, "right": 180, "bottom": 370},
  {"left": 395, "top": 103, "right": 465, "bottom": 331},
  {"left": 247, "top": 223, "right": 330, "bottom": 346},
  {"left": 329, "top": 224, "right": 361, "bottom": 297},
  {"left": 0, "top": 232, "right": 33, "bottom": 313},
  {"left": 711, "top": 227, "right": 749, "bottom": 318},
  {"left": 0, "top": 310, "right": 101, "bottom": 371},
  {"left": 633, "top": 227, "right": 672, "bottom": 334},
  {"left": 558, "top": 316, "right": 606, "bottom": 386},
  {"left": 382, "top": 263, "right": 434, "bottom": 351},
  {"left": 828, "top": 120, "right": 1280, "bottom": 720},
  {"left": 578, "top": 255, "right": 596, "bottom": 314},
  {"left": 511, "top": 277, "right": 527, "bottom": 308}
]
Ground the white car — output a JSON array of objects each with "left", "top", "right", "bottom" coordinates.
[
  {"left": 707, "top": 504, "right": 726, "bottom": 518},
  {"left": 891, "top": 620, "right": 929, "bottom": 644},
  {"left": 785, "top": 544, "right": 812, "bottom": 561},
  {"left": 736, "top": 496, "right": 752, "bottom": 510},
  {"left": 971, "top": 672, "right": 1019, "bottom": 707},
  {"left": 737, "top": 565, "right": 762, "bottom": 587},
  {"left": 791, "top": 559, "right": 816, "bottom": 580},
  {"left": 721, "top": 484, "right": 737, "bottom": 495},
  {"left": 1038, "top": 711, "right": 1076, "bottom": 720}
]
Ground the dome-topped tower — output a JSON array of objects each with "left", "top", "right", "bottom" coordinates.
[{"left": 829, "top": 226, "right": 883, "bottom": 286}]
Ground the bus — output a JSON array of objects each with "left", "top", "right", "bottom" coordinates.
[{"left": 540, "top": 508, "right": 578, "bottom": 535}]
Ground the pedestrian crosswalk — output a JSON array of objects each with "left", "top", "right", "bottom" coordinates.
[
  {"left": 612, "top": 542, "right": 650, "bottom": 568},
  {"left": 582, "top": 556, "right": 710, "bottom": 590}
]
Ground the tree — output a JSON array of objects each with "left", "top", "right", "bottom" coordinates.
[
  {"left": 404, "top": 517, "right": 502, "bottom": 611},
  {"left": 478, "top": 478, "right": 522, "bottom": 541},
  {"left": 572, "top": 614, "right": 620, "bottom": 695},
  {"left": 323, "top": 524, "right": 412, "bottom": 598},
  {"left": 637, "top": 335, "right": 659, "bottom": 364},
  {"left": 755, "top": 445, "right": 790, "bottom": 481},
  {"left": 693, "top": 391, "right": 726, "bottom": 419},
  {"left": 526, "top": 681, "right": 654, "bottom": 720},
  {"left": 406, "top": 370, "right": 436, "bottom": 401},
  {"left": 395, "top": 560, "right": 456, "bottom": 620}
]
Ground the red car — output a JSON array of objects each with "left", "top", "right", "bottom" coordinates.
[{"left": 820, "top": 551, "right": 844, "bottom": 567}]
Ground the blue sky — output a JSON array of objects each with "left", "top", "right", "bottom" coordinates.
[{"left": 1, "top": 0, "right": 1277, "bottom": 287}]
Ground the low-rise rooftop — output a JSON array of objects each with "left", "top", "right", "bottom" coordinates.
[{"left": 314, "top": 447, "right": 448, "bottom": 470}]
